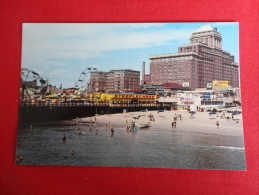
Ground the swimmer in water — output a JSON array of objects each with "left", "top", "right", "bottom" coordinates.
[
  {"left": 62, "top": 134, "right": 66, "bottom": 141},
  {"left": 71, "top": 150, "right": 75, "bottom": 155}
]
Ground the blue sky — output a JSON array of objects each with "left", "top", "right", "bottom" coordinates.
[{"left": 22, "top": 22, "right": 239, "bottom": 88}]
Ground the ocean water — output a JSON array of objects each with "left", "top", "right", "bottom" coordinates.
[{"left": 15, "top": 119, "right": 246, "bottom": 170}]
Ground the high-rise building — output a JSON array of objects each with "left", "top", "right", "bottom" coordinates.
[
  {"left": 107, "top": 69, "right": 140, "bottom": 92},
  {"left": 89, "top": 71, "right": 108, "bottom": 92},
  {"left": 149, "top": 25, "right": 239, "bottom": 90},
  {"left": 90, "top": 69, "right": 140, "bottom": 93}
]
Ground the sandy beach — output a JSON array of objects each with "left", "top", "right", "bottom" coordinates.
[{"left": 81, "top": 109, "right": 244, "bottom": 137}]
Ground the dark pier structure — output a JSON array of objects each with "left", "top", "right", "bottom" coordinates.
[{"left": 19, "top": 103, "right": 171, "bottom": 123}]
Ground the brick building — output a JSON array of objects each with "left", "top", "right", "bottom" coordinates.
[
  {"left": 149, "top": 25, "right": 239, "bottom": 90},
  {"left": 90, "top": 69, "right": 140, "bottom": 93},
  {"left": 89, "top": 71, "right": 108, "bottom": 92},
  {"left": 107, "top": 69, "right": 140, "bottom": 92}
]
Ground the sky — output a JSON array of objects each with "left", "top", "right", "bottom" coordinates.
[{"left": 21, "top": 22, "right": 239, "bottom": 88}]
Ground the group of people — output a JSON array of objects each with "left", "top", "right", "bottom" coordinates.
[
  {"left": 148, "top": 114, "right": 155, "bottom": 121},
  {"left": 172, "top": 121, "right": 177, "bottom": 128},
  {"left": 171, "top": 114, "right": 183, "bottom": 129}
]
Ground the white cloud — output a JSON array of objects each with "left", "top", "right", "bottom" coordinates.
[{"left": 21, "top": 23, "right": 193, "bottom": 69}]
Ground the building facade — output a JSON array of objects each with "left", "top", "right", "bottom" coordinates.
[
  {"left": 141, "top": 84, "right": 164, "bottom": 96},
  {"left": 89, "top": 71, "right": 108, "bottom": 92},
  {"left": 149, "top": 25, "right": 239, "bottom": 90},
  {"left": 88, "top": 69, "right": 140, "bottom": 93}
]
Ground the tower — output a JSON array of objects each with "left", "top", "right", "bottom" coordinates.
[
  {"left": 142, "top": 62, "right": 145, "bottom": 81},
  {"left": 190, "top": 25, "right": 222, "bottom": 49}
]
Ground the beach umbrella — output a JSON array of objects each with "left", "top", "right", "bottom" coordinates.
[
  {"left": 189, "top": 111, "right": 196, "bottom": 114},
  {"left": 209, "top": 112, "right": 217, "bottom": 115}
]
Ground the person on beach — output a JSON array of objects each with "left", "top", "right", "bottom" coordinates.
[
  {"left": 71, "top": 150, "right": 75, "bottom": 155},
  {"left": 95, "top": 130, "right": 98, "bottom": 135},
  {"left": 111, "top": 128, "right": 114, "bottom": 135},
  {"left": 216, "top": 121, "right": 219, "bottom": 129},
  {"left": 62, "top": 134, "right": 66, "bottom": 141}
]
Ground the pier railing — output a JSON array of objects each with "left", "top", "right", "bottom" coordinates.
[{"left": 20, "top": 102, "right": 161, "bottom": 108}]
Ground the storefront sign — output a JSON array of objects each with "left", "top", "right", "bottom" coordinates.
[
  {"left": 212, "top": 80, "right": 229, "bottom": 87},
  {"left": 207, "top": 83, "right": 212, "bottom": 89},
  {"left": 182, "top": 82, "right": 190, "bottom": 88},
  {"left": 202, "top": 92, "right": 210, "bottom": 98},
  {"left": 113, "top": 94, "right": 155, "bottom": 99}
]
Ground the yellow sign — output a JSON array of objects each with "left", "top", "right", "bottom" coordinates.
[
  {"left": 113, "top": 94, "right": 155, "bottom": 99},
  {"left": 212, "top": 80, "right": 228, "bottom": 87}
]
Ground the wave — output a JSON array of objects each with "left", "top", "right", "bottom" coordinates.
[{"left": 215, "top": 145, "right": 244, "bottom": 150}]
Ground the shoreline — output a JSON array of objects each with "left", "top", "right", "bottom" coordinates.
[{"left": 81, "top": 110, "right": 244, "bottom": 137}]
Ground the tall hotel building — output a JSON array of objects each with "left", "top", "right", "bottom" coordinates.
[
  {"left": 149, "top": 25, "right": 239, "bottom": 90},
  {"left": 90, "top": 69, "right": 140, "bottom": 93}
]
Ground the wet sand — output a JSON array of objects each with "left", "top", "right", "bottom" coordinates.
[{"left": 81, "top": 110, "right": 244, "bottom": 137}]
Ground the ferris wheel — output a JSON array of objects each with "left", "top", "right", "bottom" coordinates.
[
  {"left": 78, "top": 68, "right": 97, "bottom": 94},
  {"left": 20, "top": 68, "right": 47, "bottom": 100}
]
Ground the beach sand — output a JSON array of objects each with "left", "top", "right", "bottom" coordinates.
[{"left": 81, "top": 110, "right": 244, "bottom": 137}]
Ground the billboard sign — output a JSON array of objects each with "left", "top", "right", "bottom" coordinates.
[
  {"left": 206, "top": 83, "right": 212, "bottom": 89},
  {"left": 212, "top": 80, "right": 229, "bottom": 87},
  {"left": 202, "top": 92, "right": 210, "bottom": 98},
  {"left": 182, "top": 82, "right": 190, "bottom": 88}
]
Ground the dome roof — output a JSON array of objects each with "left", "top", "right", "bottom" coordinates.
[{"left": 194, "top": 25, "right": 214, "bottom": 33}]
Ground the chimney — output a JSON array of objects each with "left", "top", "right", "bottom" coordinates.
[{"left": 142, "top": 62, "right": 145, "bottom": 81}]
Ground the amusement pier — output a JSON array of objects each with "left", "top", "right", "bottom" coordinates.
[
  {"left": 20, "top": 67, "right": 241, "bottom": 123},
  {"left": 20, "top": 25, "right": 241, "bottom": 123}
]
